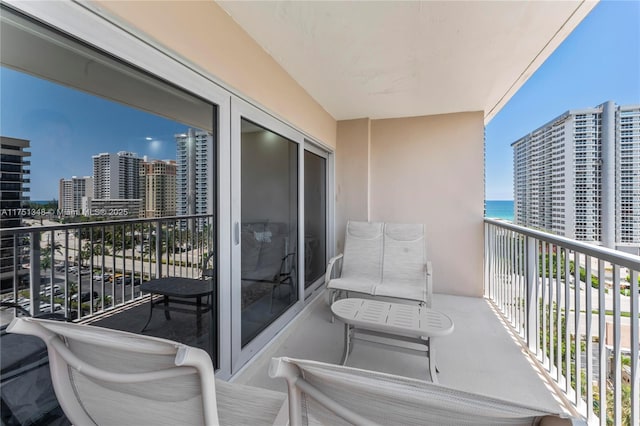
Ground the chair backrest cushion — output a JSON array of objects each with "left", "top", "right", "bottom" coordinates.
[
  {"left": 257, "top": 222, "right": 289, "bottom": 276},
  {"left": 241, "top": 225, "right": 262, "bottom": 272},
  {"left": 341, "top": 221, "right": 384, "bottom": 283},
  {"left": 382, "top": 223, "right": 426, "bottom": 283},
  {"left": 242, "top": 222, "right": 290, "bottom": 279},
  {"left": 68, "top": 340, "right": 204, "bottom": 426}
]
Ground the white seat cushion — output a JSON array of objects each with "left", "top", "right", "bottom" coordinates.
[
  {"left": 374, "top": 280, "right": 427, "bottom": 303},
  {"left": 327, "top": 277, "right": 377, "bottom": 295}
]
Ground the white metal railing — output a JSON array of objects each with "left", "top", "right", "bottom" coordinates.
[
  {"left": 484, "top": 219, "right": 639, "bottom": 425},
  {"left": 0, "top": 214, "right": 214, "bottom": 323}
]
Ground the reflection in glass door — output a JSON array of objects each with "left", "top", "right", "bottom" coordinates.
[
  {"left": 304, "top": 150, "right": 326, "bottom": 289},
  {"left": 240, "top": 118, "right": 299, "bottom": 346}
]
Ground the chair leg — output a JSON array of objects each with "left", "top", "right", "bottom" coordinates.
[
  {"left": 427, "top": 337, "right": 438, "bottom": 384},
  {"left": 140, "top": 293, "right": 154, "bottom": 332},
  {"left": 340, "top": 324, "right": 352, "bottom": 365},
  {"left": 330, "top": 290, "right": 337, "bottom": 323}
]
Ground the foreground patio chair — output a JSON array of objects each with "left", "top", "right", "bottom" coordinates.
[
  {"left": 7, "top": 317, "right": 285, "bottom": 426},
  {"left": 269, "top": 357, "right": 585, "bottom": 426},
  {"left": 1, "top": 302, "right": 70, "bottom": 425}
]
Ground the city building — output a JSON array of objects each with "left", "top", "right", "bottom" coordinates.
[
  {"left": 175, "top": 129, "right": 212, "bottom": 218},
  {"left": 92, "top": 151, "right": 141, "bottom": 200},
  {"left": 513, "top": 101, "right": 640, "bottom": 253},
  {"left": 139, "top": 159, "right": 177, "bottom": 218},
  {"left": 58, "top": 176, "right": 93, "bottom": 215},
  {"left": 91, "top": 151, "right": 141, "bottom": 218},
  {"left": 0, "top": 136, "right": 30, "bottom": 290}
]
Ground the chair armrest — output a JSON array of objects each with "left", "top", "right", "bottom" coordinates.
[
  {"left": 325, "top": 254, "right": 344, "bottom": 286},
  {"left": 270, "top": 357, "right": 580, "bottom": 426},
  {"left": 426, "top": 261, "right": 433, "bottom": 308}
]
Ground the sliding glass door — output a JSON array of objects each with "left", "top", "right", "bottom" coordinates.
[
  {"left": 304, "top": 147, "right": 328, "bottom": 291},
  {"left": 239, "top": 118, "right": 299, "bottom": 345},
  {"left": 231, "top": 98, "right": 305, "bottom": 369}
]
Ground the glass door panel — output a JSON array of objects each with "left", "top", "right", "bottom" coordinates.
[
  {"left": 240, "top": 118, "right": 299, "bottom": 346},
  {"left": 0, "top": 7, "right": 224, "bottom": 366},
  {"left": 304, "top": 150, "right": 327, "bottom": 288}
]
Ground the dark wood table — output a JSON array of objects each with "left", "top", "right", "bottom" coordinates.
[{"left": 140, "top": 277, "right": 214, "bottom": 335}]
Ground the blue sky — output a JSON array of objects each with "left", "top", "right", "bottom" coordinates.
[
  {"left": 0, "top": 67, "right": 185, "bottom": 201},
  {"left": 485, "top": 0, "right": 640, "bottom": 200},
  {"left": 1, "top": 1, "right": 638, "bottom": 202}
]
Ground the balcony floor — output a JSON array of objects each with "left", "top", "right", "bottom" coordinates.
[
  {"left": 234, "top": 292, "right": 573, "bottom": 416},
  {"left": 56, "top": 290, "right": 576, "bottom": 417}
]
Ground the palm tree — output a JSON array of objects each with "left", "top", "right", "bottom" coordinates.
[
  {"left": 80, "top": 241, "right": 94, "bottom": 267},
  {"left": 40, "top": 241, "right": 63, "bottom": 273}
]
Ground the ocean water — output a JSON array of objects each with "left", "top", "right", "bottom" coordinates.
[{"left": 485, "top": 200, "right": 514, "bottom": 221}]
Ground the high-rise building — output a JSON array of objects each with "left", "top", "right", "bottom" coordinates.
[
  {"left": 513, "top": 101, "right": 640, "bottom": 254},
  {"left": 140, "top": 159, "right": 177, "bottom": 218},
  {"left": 92, "top": 151, "right": 141, "bottom": 200},
  {"left": 0, "top": 136, "right": 30, "bottom": 289},
  {"left": 59, "top": 176, "right": 93, "bottom": 215},
  {"left": 175, "top": 129, "right": 212, "bottom": 217},
  {"left": 91, "top": 151, "right": 141, "bottom": 217}
]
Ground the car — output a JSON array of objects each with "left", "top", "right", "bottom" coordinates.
[
  {"left": 3, "top": 297, "right": 30, "bottom": 309},
  {"left": 93, "top": 273, "right": 111, "bottom": 281},
  {"left": 38, "top": 303, "right": 63, "bottom": 313},
  {"left": 39, "top": 284, "right": 62, "bottom": 297},
  {"left": 70, "top": 291, "right": 99, "bottom": 303},
  {"left": 16, "top": 301, "right": 63, "bottom": 313},
  {"left": 116, "top": 275, "right": 141, "bottom": 286}
]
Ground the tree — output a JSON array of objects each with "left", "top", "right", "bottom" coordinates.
[
  {"left": 40, "top": 255, "right": 52, "bottom": 273},
  {"left": 92, "top": 243, "right": 111, "bottom": 256},
  {"left": 80, "top": 242, "right": 93, "bottom": 266},
  {"left": 40, "top": 241, "right": 63, "bottom": 273}
]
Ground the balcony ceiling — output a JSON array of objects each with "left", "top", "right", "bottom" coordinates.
[{"left": 217, "top": 1, "right": 596, "bottom": 123}]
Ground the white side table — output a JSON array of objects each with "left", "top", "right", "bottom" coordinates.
[{"left": 331, "top": 298, "right": 454, "bottom": 383}]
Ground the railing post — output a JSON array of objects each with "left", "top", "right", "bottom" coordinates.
[
  {"left": 155, "top": 220, "right": 162, "bottom": 279},
  {"left": 12, "top": 234, "right": 19, "bottom": 305},
  {"left": 29, "top": 230, "right": 41, "bottom": 317},
  {"left": 525, "top": 236, "right": 537, "bottom": 351},
  {"left": 484, "top": 222, "right": 489, "bottom": 298}
]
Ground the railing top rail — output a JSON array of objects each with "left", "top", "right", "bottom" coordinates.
[
  {"left": 0, "top": 213, "right": 215, "bottom": 235},
  {"left": 485, "top": 218, "right": 640, "bottom": 270}
]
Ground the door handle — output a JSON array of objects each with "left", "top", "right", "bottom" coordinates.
[{"left": 234, "top": 222, "right": 240, "bottom": 245}]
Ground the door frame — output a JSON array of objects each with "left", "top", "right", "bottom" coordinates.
[
  {"left": 303, "top": 141, "right": 334, "bottom": 297},
  {"left": 230, "top": 96, "right": 306, "bottom": 372}
]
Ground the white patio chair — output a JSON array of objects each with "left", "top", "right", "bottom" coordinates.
[
  {"left": 7, "top": 317, "right": 285, "bottom": 426},
  {"left": 326, "top": 221, "right": 432, "bottom": 314},
  {"left": 326, "top": 221, "right": 384, "bottom": 303},
  {"left": 269, "top": 357, "right": 585, "bottom": 426},
  {"left": 376, "top": 222, "right": 432, "bottom": 307}
]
